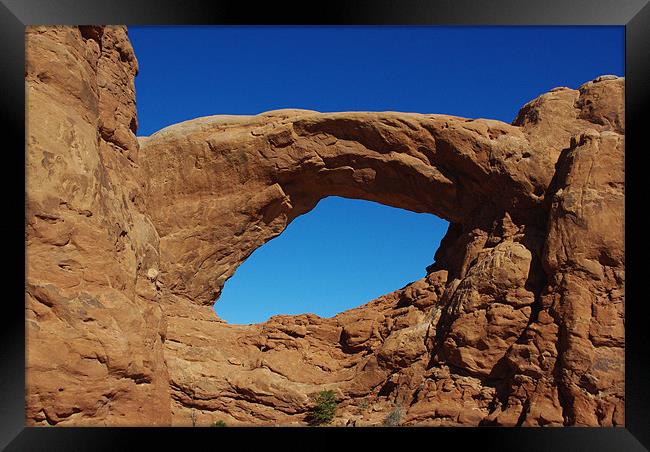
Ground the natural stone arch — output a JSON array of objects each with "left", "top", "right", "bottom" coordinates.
[
  {"left": 139, "top": 110, "right": 546, "bottom": 307},
  {"left": 139, "top": 77, "right": 624, "bottom": 427}
]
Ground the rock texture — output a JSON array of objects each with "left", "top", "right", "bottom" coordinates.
[
  {"left": 25, "top": 26, "right": 170, "bottom": 426},
  {"left": 26, "top": 26, "right": 624, "bottom": 427}
]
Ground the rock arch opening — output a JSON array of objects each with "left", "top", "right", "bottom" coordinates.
[{"left": 214, "top": 196, "right": 450, "bottom": 324}]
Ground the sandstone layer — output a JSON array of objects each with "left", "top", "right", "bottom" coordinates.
[{"left": 26, "top": 26, "right": 624, "bottom": 427}]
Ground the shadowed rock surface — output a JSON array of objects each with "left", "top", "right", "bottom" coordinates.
[{"left": 26, "top": 26, "right": 624, "bottom": 427}]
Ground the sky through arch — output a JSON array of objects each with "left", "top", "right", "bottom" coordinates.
[{"left": 215, "top": 197, "right": 449, "bottom": 324}]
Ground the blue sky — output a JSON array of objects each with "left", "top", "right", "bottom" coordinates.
[{"left": 128, "top": 26, "right": 623, "bottom": 324}]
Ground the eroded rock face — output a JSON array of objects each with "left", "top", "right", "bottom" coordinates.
[
  {"left": 25, "top": 26, "right": 624, "bottom": 427},
  {"left": 26, "top": 26, "right": 170, "bottom": 426}
]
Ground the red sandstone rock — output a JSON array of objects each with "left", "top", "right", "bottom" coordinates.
[
  {"left": 26, "top": 25, "right": 170, "bottom": 426},
  {"left": 25, "top": 26, "right": 624, "bottom": 427}
]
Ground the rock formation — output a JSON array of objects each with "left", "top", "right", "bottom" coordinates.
[
  {"left": 26, "top": 26, "right": 624, "bottom": 427},
  {"left": 26, "top": 25, "right": 170, "bottom": 426}
]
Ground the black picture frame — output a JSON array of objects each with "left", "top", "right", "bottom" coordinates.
[{"left": 3, "top": 0, "right": 648, "bottom": 450}]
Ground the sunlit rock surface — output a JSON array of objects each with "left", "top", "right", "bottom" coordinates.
[{"left": 26, "top": 26, "right": 623, "bottom": 427}]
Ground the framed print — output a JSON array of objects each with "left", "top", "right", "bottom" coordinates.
[{"left": 3, "top": 0, "right": 649, "bottom": 450}]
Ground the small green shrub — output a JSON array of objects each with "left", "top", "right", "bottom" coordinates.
[
  {"left": 357, "top": 399, "right": 369, "bottom": 413},
  {"left": 307, "top": 390, "right": 337, "bottom": 426},
  {"left": 383, "top": 405, "right": 402, "bottom": 427},
  {"left": 212, "top": 420, "right": 227, "bottom": 427}
]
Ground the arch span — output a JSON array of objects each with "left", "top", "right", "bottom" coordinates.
[{"left": 140, "top": 110, "right": 545, "bottom": 307}]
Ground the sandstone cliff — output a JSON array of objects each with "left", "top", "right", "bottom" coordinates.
[
  {"left": 26, "top": 25, "right": 170, "bottom": 426},
  {"left": 26, "top": 26, "right": 624, "bottom": 427}
]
